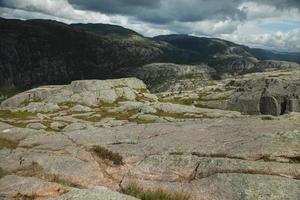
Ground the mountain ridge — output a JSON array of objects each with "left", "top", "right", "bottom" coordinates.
[{"left": 0, "top": 17, "right": 299, "bottom": 97}]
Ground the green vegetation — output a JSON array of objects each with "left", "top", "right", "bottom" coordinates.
[
  {"left": 93, "top": 146, "right": 123, "bottom": 165},
  {"left": 0, "top": 137, "right": 19, "bottom": 150},
  {"left": 58, "top": 101, "right": 77, "bottom": 108},
  {"left": 261, "top": 116, "right": 275, "bottom": 120},
  {"left": 122, "top": 183, "right": 190, "bottom": 200},
  {"left": 0, "top": 87, "right": 20, "bottom": 103},
  {"left": 155, "top": 110, "right": 202, "bottom": 120},
  {"left": 161, "top": 98, "right": 195, "bottom": 106},
  {"left": 0, "top": 168, "right": 9, "bottom": 178},
  {"left": 0, "top": 110, "right": 36, "bottom": 120}
]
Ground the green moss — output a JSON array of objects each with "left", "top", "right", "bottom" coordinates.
[
  {"left": 0, "top": 168, "right": 9, "bottom": 178},
  {"left": 93, "top": 146, "right": 123, "bottom": 165},
  {"left": 0, "top": 110, "right": 36, "bottom": 120},
  {"left": 122, "top": 183, "right": 190, "bottom": 200},
  {"left": 0, "top": 138, "right": 19, "bottom": 150},
  {"left": 261, "top": 116, "right": 275, "bottom": 120},
  {"left": 0, "top": 87, "right": 20, "bottom": 103},
  {"left": 58, "top": 101, "right": 77, "bottom": 108},
  {"left": 164, "top": 98, "right": 195, "bottom": 106},
  {"left": 155, "top": 110, "right": 202, "bottom": 120}
]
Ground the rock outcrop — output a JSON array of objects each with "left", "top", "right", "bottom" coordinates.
[
  {"left": 162, "top": 69, "right": 300, "bottom": 116},
  {"left": 1, "top": 78, "right": 149, "bottom": 108},
  {"left": 0, "top": 77, "right": 299, "bottom": 199},
  {"left": 226, "top": 70, "right": 300, "bottom": 115},
  {"left": 0, "top": 115, "right": 299, "bottom": 199}
]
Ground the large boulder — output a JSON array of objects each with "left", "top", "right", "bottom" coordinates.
[
  {"left": 226, "top": 70, "right": 300, "bottom": 115},
  {"left": 259, "top": 96, "right": 281, "bottom": 116}
]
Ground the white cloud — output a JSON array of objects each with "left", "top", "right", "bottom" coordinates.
[{"left": 221, "top": 28, "right": 300, "bottom": 51}]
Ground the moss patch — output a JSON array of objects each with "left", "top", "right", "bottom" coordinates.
[
  {"left": 58, "top": 101, "right": 77, "bottom": 108},
  {"left": 93, "top": 146, "right": 123, "bottom": 165},
  {"left": 155, "top": 110, "right": 202, "bottom": 120},
  {"left": 0, "top": 110, "right": 36, "bottom": 120},
  {"left": 0, "top": 138, "right": 19, "bottom": 150},
  {"left": 122, "top": 183, "right": 190, "bottom": 200},
  {"left": 0, "top": 168, "right": 9, "bottom": 178}
]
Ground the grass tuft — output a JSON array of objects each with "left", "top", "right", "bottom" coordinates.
[
  {"left": 122, "top": 183, "right": 190, "bottom": 200},
  {"left": 93, "top": 146, "right": 123, "bottom": 165}
]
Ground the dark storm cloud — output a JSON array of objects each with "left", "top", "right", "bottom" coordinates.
[
  {"left": 68, "top": 0, "right": 161, "bottom": 14},
  {"left": 67, "top": 0, "right": 300, "bottom": 24},
  {"left": 67, "top": 0, "right": 247, "bottom": 24},
  {"left": 257, "top": 0, "right": 300, "bottom": 9},
  {"left": 1, "top": 0, "right": 299, "bottom": 25}
]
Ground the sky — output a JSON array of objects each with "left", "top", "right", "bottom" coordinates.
[{"left": 0, "top": 0, "right": 300, "bottom": 52}]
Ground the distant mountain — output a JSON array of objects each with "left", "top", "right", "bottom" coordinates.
[
  {"left": 154, "top": 34, "right": 299, "bottom": 74},
  {"left": 248, "top": 48, "right": 300, "bottom": 64},
  {"left": 0, "top": 18, "right": 165, "bottom": 91},
  {"left": 71, "top": 23, "right": 142, "bottom": 39},
  {"left": 0, "top": 18, "right": 299, "bottom": 96}
]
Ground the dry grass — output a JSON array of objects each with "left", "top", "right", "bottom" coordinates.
[{"left": 122, "top": 183, "right": 190, "bottom": 200}]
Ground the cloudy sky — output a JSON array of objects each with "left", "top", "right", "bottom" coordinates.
[{"left": 0, "top": 0, "right": 299, "bottom": 52}]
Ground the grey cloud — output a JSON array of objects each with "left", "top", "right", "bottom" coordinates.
[
  {"left": 68, "top": 0, "right": 246, "bottom": 24},
  {"left": 255, "top": 0, "right": 300, "bottom": 9}
]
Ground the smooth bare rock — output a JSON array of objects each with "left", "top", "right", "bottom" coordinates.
[
  {"left": 123, "top": 154, "right": 300, "bottom": 183},
  {"left": 153, "top": 102, "right": 241, "bottom": 118},
  {"left": 50, "top": 122, "right": 66, "bottom": 131},
  {"left": 115, "top": 87, "right": 136, "bottom": 101},
  {"left": 69, "top": 91, "right": 98, "bottom": 107},
  {"left": 97, "top": 89, "right": 119, "bottom": 103},
  {"left": 0, "top": 149, "right": 116, "bottom": 189},
  {"left": 135, "top": 114, "right": 166, "bottom": 123},
  {"left": 110, "top": 102, "right": 157, "bottom": 114},
  {"left": 0, "top": 125, "right": 45, "bottom": 141},
  {"left": 226, "top": 70, "right": 300, "bottom": 115},
  {"left": 122, "top": 173, "right": 300, "bottom": 200},
  {"left": 53, "top": 187, "right": 138, "bottom": 200},
  {"left": 44, "top": 89, "right": 74, "bottom": 105},
  {"left": 0, "top": 86, "right": 63, "bottom": 107},
  {"left": 19, "top": 134, "right": 74, "bottom": 150},
  {"left": 63, "top": 122, "right": 95, "bottom": 132},
  {"left": 20, "top": 102, "right": 60, "bottom": 113},
  {"left": 67, "top": 117, "right": 300, "bottom": 161},
  {"left": 26, "top": 123, "right": 47, "bottom": 130},
  {"left": 0, "top": 175, "right": 64, "bottom": 199},
  {"left": 142, "top": 93, "right": 159, "bottom": 102},
  {"left": 1, "top": 78, "right": 149, "bottom": 108},
  {"left": 70, "top": 105, "right": 92, "bottom": 112}
]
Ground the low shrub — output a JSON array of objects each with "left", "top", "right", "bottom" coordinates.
[{"left": 93, "top": 146, "right": 123, "bottom": 165}]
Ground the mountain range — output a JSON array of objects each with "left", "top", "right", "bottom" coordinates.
[{"left": 0, "top": 17, "right": 299, "bottom": 94}]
